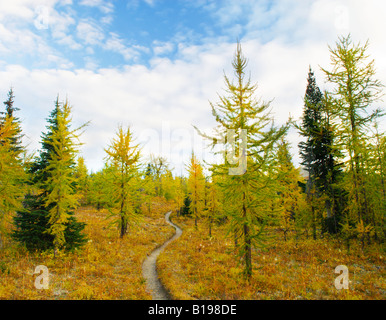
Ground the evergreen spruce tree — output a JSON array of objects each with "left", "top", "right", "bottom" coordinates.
[
  {"left": 180, "top": 195, "right": 192, "bottom": 216},
  {"left": 29, "top": 97, "right": 61, "bottom": 184},
  {"left": 297, "top": 67, "right": 343, "bottom": 237},
  {"left": 1, "top": 88, "right": 23, "bottom": 153},
  {"left": 297, "top": 67, "right": 320, "bottom": 239}
]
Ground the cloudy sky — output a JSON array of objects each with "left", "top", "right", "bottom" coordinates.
[{"left": 0, "top": 0, "right": 385, "bottom": 175}]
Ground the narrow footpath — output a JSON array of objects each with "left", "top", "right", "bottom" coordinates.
[{"left": 142, "top": 211, "right": 182, "bottom": 300}]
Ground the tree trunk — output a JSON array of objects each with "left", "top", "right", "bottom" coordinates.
[
  {"left": 194, "top": 205, "right": 197, "bottom": 228},
  {"left": 209, "top": 215, "right": 212, "bottom": 237},
  {"left": 120, "top": 216, "right": 127, "bottom": 238},
  {"left": 244, "top": 223, "right": 252, "bottom": 280},
  {"left": 312, "top": 205, "right": 316, "bottom": 240},
  {"left": 242, "top": 187, "right": 252, "bottom": 280}
]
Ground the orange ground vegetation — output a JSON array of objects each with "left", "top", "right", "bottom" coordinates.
[
  {"left": 158, "top": 213, "right": 385, "bottom": 300},
  {"left": 0, "top": 197, "right": 175, "bottom": 299}
]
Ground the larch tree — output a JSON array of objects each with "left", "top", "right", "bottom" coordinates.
[
  {"left": 105, "top": 125, "right": 141, "bottom": 238},
  {"left": 357, "top": 121, "right": 386, "bottom": 241},
  {"left": 0, "top": 88, "right": 26, "bottom": 249},
  {"left": 174, "top": 176, "right": 186, "bottom": 217},
  {"left": 87, "top": 165, "right": 115, "bottom": 211},
  {"left": 0, "top": 114, "right": 26, "bottom": 249},
  {"left": 275, "top": 137, "right": 305, "bottom": 241},
  {"left": 370, "top": 122, "right": 386, "bottom": 238},
  {"left": 321, "top": 35, "right": 384, "bottom": 241},
  {"left": 196, "top": 42, "right": 288, "bottom": 279},
  {"left": 187, "top": 152, "right": 205, "bottom": 228},
  {"left": 205, "top": 176, "right": 222, "bottom": 237},
  {"left": 74, "top": 156, "right": 89, "bottom": 205},
  {"left": 162, "top": 169, "right": 176, "bottom": 201}
]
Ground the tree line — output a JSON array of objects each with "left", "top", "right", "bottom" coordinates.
[{"left": 0, "top": 35, "right": 384, "bottom": 280}]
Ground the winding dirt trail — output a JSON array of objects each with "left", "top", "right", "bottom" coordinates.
[{"left": 142, "top": 211, "right": 182, "bottom": 300}]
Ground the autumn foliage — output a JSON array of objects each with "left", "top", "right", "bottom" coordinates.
[{"left": 0, "top": 36, "right": 385, "bottom": 300}]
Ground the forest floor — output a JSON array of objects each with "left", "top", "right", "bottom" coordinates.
[
  {"left": 0, "top": 200, "right": 384, "bottom": 300},
  {"left": 0, "top": 198, "right": 175, "bottom": 299},
  {"left": 158, "top": 213, "right": 385, "bottom": 300}
]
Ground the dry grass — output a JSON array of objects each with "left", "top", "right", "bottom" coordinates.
[
  {"left": 0, "top": 197, "right": 175, "bottom": 300},
  {"left": 158, "top": 213, "right": 386, "bottom": 300}
]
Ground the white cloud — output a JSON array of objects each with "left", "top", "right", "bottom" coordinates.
[
  {"left": 153, "top": 41, "right": 175, "bottom": 56},
  {"left": 0, "top": 0, "right": 53, "bottom": 20},
  {"left": 104, "top": 33, "right": 149, "bottom": 61},
  {"left": 79, "top": 0, "right": 114, "bottom": 14},
  {"left": 143, "top": 0, "right": 156, "bottom": 7},
  {"left": 76, "top": 20, "right": 105, "bottom": 45},
  {"left": 49, "top": 8, "right": 80, "bottom": 49},
  {"left": 0, "top": 0, "right": 78, "bottom": 68}
]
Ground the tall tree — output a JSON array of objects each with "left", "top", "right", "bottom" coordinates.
[
  {"left": 321, "top": 35, "right": 384, "bottom": 237},
  {"left": 297, "top": 68, "right": 344, "bottom": 236},
  {"left": 0, "top": 115, "right": 26, "bottom": 249},
  {"left": 196, "top": 42, "right": 287, "bottom": 279},
  {"left": 297, "top": 67, "right": 322, "bottom": 239},
  {"left": 105, "top": 125, "right": 141, "bottom": 238}
]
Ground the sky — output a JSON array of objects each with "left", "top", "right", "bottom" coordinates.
[{"left": 0, "top": 0, "right": 385, "bottom": 175}]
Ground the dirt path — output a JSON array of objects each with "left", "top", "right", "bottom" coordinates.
[{"left": 142, "top": 211, "right": 182, "bottom": 300}]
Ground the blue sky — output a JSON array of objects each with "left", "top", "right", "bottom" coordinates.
[
  {"left": 2, "top": 0, "right": 278, "bottom": 69},
  {"left": 0, "top": 0, "right": 385, "bottom": 174}
]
